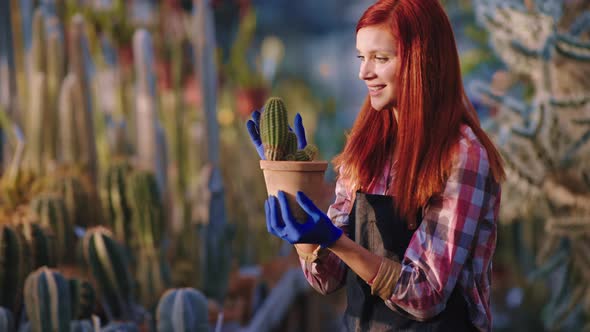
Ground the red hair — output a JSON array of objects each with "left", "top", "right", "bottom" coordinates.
[{"left": 333, "top": 0, "right": 505, "bottom": 223}]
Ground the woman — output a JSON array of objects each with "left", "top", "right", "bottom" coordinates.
[{"left": 249, "top": 0, "right": 504, "bottom": 330}]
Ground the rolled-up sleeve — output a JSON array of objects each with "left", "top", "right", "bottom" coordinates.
[{"left": 299, "top": 173, "right": 353, "bottom": 294}]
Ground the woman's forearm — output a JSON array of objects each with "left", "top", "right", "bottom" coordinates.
[{"left": 327, "top": 235, "right": 382, "bottom": 283}]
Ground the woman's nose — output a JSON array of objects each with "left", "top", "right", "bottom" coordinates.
[{"left": 359, "top": 61, "right": 375, "bottom": 80}]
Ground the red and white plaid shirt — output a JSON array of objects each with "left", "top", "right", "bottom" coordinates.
[{"left": 300, "top": 125, "right": 501, "bottom": 332}]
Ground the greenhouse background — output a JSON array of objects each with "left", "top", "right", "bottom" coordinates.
[{"left": 0, "top": 0, "right": 589, "bottom": 331}]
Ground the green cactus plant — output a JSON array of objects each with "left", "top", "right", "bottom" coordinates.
[
  {"left": 260, "top": 97, "right": 290, "bottom": 161},
  {"left": 125, "top": 170, "right": 165, "bottom": 250},
  {"left": 0, "top": 307, "right": 15, "bottom": 332},
  {"left": 102, "top": 161, "right": 133, "bottom": 245},
  {"left": 67, "top": 13, "right": 98, "bottom": 187},
  {"left": 260, "top": 97, "right": 319, "bottom": 161},
  {"left": 0, "top": 225, "right": 27, "bottom": 313},
  {"left": 135, "top": 247, "right": 171, "bottom": 311},
  {"left": 69, "top": 278, "right": 96, "bottom": 320},
  {"left": 156, "top": 288, "right": 209, "bottom": 332},
  {"left": 30, "top": 193, "right": 75, "bottom": 264},
  {"left": 23, "top": 267, "right": 72, "bottom": 332},
  {"left": 52, "top": 174, "right": 95, "bottom": 227},
  {"left": 16, "top": 221, "right": 58, "bottom": 270},
  {"left": 81, "top": 227, "right": 134, "bottom": 321}
]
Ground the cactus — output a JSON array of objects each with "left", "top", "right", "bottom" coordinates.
[
  {"left": 125, "top": 170, "right": 165, "bottom": 250},
  {"left": 101, "top": 322, "right": 139, "bottom": 332},
  {"left": 260, "top": 97, "right": 289, "bottom": 160},
  {"left": 16, "top": 221, "right": 57, "bottom": 270},
  {"left": 58, "top": 73, "right": 84, "bottom": 165},
  {"left": 30, "top": 193, "right": 75, "bottom": 264},
  {"left": 133, "top": 29, "right": 168, "bottom": 196},
  {"left": 102, "top": 161, "right": 133, "bottom": 245},
  {"left": 285, "top": 132, "right": 298, "bottom": 156},
  {"left": 156, "top": 288, "right": 209, "bottom": 332},
  {"left": 0, "top": 307, "right": 15, "bottom": 332},
  {"left": 70, "top": 320, "right": 94, "bottom": 332},
  {"left": 0, "top": 225, "right": 27, "bottom": 313},
  {"left": 68, "top": 14, "right": 98, "bottom": 187},
  {"left": 53, "top": 175, "right": 94, "bottom": 227},
  {"left": 81, "top": 227, "right": 134, "bottom": 320},
  {"left": 24, "top": 267, "right": 72, "bottom": 332},
  {"left": 135, "top": 247, "right": 171, "bottom": 311},
  {"left": 69, "top": 278, "right": 96, "bottom": 320},
  {"left": 286, "top": 144, "right": 319, "bottom": 161}
]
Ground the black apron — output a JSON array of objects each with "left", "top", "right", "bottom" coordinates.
[{"left": 343, "top": 192, "right": 477, "bottom": 332}]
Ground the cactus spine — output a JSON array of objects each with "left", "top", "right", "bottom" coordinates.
[
  {"left": 24, "top": 267, "right": 72, "bottom": 332},
  {"left": 260, "top": 97, "right": 289, "bottom": 160},
  {"left": 82, "top": 227, "right": 133, "bottom": 320},
  {"left": 30, "top": 193, "right": 75, "bottom": 264},
  {"left": 156, "top": 288, "right": 209, "bottom": 332}
]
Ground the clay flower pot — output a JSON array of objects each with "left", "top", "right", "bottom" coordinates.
[{"left": 260, "top": 160, "right": 329, "bottom": 222}]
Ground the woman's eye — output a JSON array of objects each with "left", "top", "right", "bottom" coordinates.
[
  {"left": 357, "top": 55, "right": 365, "bottom": 61},
  {"left": 375, "top": 57, "right": 388, "bottom": 63}
]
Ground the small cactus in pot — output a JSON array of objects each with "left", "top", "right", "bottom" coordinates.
[{"left": 255, "top": 97, "right": 329, "bottom": 221}]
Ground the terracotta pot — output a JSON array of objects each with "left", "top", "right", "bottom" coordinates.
[{"left": 260, "top": 160, "right": 329, "bottom": 222}]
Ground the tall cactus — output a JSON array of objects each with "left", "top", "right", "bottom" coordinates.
[
  {"left": 30, "top": 193, "right": 75, "bottom": 264},
  {"left": 81, "top": 227, "right": 134, "bottom": 321},
  {"left": 102, "top": 161, "right": 133, "bottom": 245},
  {"left": 260, "top": 97, "right": 289, "bottom": 161},
  {"left": 58, "top": 73, "right": 84, "bottom": 165},
  {"left": 67, "top": 14, "right": 98, "bottom": 186},
  {"left": 156, "top": 288, "right": 209, "bottom": 332},
  {"left": 23, "top": 267, "right": 72, "bottom": 332},
  {"left": 133, "top": 29, "right": 168, "bottom": 196},
  {"left": 126, "top": 170, "right": 165, "bottom": 250},
  {"left": 135, "top": 247, "right": 171, "bottom": 311},
  {"left": 0, "top": 225, "right": 27, "bottom": 313}
]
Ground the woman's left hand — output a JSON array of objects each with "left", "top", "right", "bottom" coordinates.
[{"left": 265, "top": 191, "right": 342, "bottom": 248}]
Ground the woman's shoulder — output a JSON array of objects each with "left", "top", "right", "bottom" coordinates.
[{"left": 454, "top": 124, "right": 491, "bottom": 174}]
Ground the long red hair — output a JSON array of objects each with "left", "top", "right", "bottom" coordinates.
[{"left": 333, "top": 0, "right": 505, "bottom": 223}]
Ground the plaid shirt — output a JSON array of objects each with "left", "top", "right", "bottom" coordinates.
[{"left": 300, "top": 125, "right": 501, "bottom": 332}]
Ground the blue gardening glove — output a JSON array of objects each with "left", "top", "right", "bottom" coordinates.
[
  {"left": 246, "top": 110, "right": 307, "bottom": 159},
  {"left": 246, "top": 109, "right": 265, "bottom": 159},
  {"left": 265, "top": 191, "right": 343, "bottom": 248}
]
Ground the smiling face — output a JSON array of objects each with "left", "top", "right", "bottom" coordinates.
[{"left": 356, "top": 26, "right": 400, "bottom": 111}]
